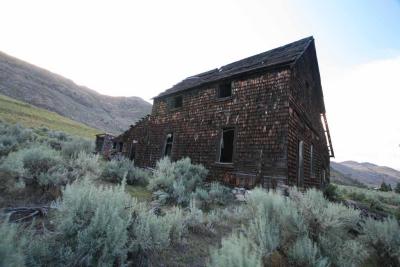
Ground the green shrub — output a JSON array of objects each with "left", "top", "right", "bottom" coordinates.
[
  {"left": 0, "top": 135, "right": 17, "bottom": 157},
  {"left": 362, "top": 217, "right": 400, "bottom": 266},
  {"left": 323, "top": 183, "right": 339, "bottom": 201},
  {"left": 55, "top": 179, "right": 134, "bottom": 266},
  {"left": 318, "top": 235, "right": 367, "bottom": 267},
  {"left": 130, "top": 208, "right": 172, "bottom": 252},
  {"left": 246, "top": 188, "right": 306, "bottom": 252},
  {"left": 61, "top": 138, "right": 94, "bottom": 159},
  {"left": 186, "top": 198, "right": 205, "bottom": 232},
  {"left": 69, "top": 151, "right": 101, "bottom": 180},
  {"left": 37, "top": 164, "right": 69, "bottom": 187},
  {"left": 208, "top": 182, "right": 234, "bottom": 205},
  {"left": 208, "top": 233, "right": 262, "bottom": 267},
  {"left": 247, "top": 213, "right": 280, "bottom": 257},
  {"left": 0, "top": 145, "right": 66, "bottom": 188},
  {"left": 163, "top": 206, "right": 187, "bottom": 243},
  {"left": 20, "top": 145, "right": 62, "bottom": 180},
  {"left": 0, "top": 221, "right": 27, "bottom": 267},
  {"left": 101, "top": 158, "right": 149, "bottom": 185},
  {"left": 288, "top": 236, "right": 329, "bottom": 267},
  {"left": 148, "top": 157, "right": 208, "bottom": 206},
  {"left": 290, "top": 188, "right": 360, "bottom": 240}
]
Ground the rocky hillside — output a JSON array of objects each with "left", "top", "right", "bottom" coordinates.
[
  {"left": 0, "top": 51, "right": 152, "bottom": 134},
  {"left": 331, "top": 161, "right": 400, "bottom": 188}
]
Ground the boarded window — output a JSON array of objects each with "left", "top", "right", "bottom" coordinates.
[
  {"left": 218, "top": 82, "right": 232, "bottom": 98},
  {"left": 297, "top": 140, "right": 304, "bottom": 186},
  {"left": 164, "top": 133, "right": 174, "bottom": 157},
  {"left": 219, "top": 128, "right": 235, "bottom": 163},
  {"left": 172, "top": 96, "right": 183, "bottom": 109}
]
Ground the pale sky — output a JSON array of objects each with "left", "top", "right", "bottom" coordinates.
[{"left": 1, "top": 0, "right": 400, "bottom": 169}]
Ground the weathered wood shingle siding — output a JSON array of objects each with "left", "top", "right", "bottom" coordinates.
[
  {"left": 134, "top": 68, "right": 291, "bottom": 187},
  {"left": 288, "top": 42, "right": 330, "bottom": 188}
]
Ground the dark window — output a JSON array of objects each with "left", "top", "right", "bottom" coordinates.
[
  {"left": 112, "top": 142, "right": 117, "bottom": 149},
  {"left": 164, "top": 133, "right": 174, "bottom": 157},
  {"left": 130, "top": 142, "right": 136, "bottom": 161},
  {"left": 172, "top": 96, "right": 183, "bottom": 109},
  {"left": 219, "top": 128, "right": 235, "bottom": 163},
  {"left": 310, "top": 145, "right": 314, "bottom": 177},
  {"left": 218, "top": 82, "right": 232, "bottom": 98},
  {"left": 118, "top": 142, "right": 124, "bottom": 152},
  {"left": 298, "top": 141, "right": 304, "bottom": 186}
]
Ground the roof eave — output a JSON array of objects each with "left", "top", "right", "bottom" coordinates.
[{"left": 153, "top": 61, "right": 294, "bottom": 100}]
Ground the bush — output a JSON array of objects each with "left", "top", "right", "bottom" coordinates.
[
  {"left": 288, "top": 236, "right": 329, "bottom": 267},
  {"left": 247, "top": 213, "right": 280, "bottom": 257},
  {"left": 318, "top": 235, "right": 367, "bottom": 267},
  {"left": 0, "top": 135, "right": 17, "bottom": 157},
  {"left": 55, "top": 179, "right": 134, "bottom": 266},
  {"left": 130, "top": 208, "right": 172, "bottom": 252},
  {"left": 20, "top": 146, "right": 62, "bottom": 180},
  {"left": 289, "top": 188, "right": 360, "bottom": 240},
  {"left": 148, "top": 157, "right": 208, "bottom": 206},
  {"left": 208, "top": 182, "right": 234, "bottom": 205},
  {"left": 362, "top": 217, "right": 400, "bottom": 266},
  {"left": 101, "top": 158, "right": 149, "bottom": 185},
  {"left": 0, "top": 145, "right": 66, "bottom": 188},
  {"left": 163, "top": 206, "right": 187, "bottom": 244},
  {"left": 0, "top": 221, "right": 27, "bottom": 267},
  {"left": 61, "top": 138, "right": 94, "bottom": 159},
  {"left": 323, "top": 183, "right": 339, "bottom": 201},
  {"left": 246, "top": 188, "right": 306, "bottom": 252},
  {"left": 209, "top": 233, "right": 262, "bottom": 267},
  {"left": 69, "top": 151, "right": 101, "bottom": 180},
  {"left": 186, "top": 198, "right": 205, "bottom": 232}
]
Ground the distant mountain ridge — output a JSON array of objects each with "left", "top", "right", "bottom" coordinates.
[
  {"left": 331, "top": 161, "right": 400, "bottom": 187},
  {"left": 0, "top": 51, "right": 152, "bottom": 134}
]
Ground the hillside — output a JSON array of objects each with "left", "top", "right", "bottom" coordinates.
[
  {"left": 330, "top": 167, "right": 367, "bottom": 188},
  {"left": 0, "top": 51, "right": 152, "bottom": 134},
  {"left": 331, "top": 161, "right": 400, "bottom": 188},
  {"left": 0, "top": 94, "right": 99, "bottom": 138}
]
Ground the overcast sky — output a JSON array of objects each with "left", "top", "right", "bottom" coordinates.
[{"left": 1, "top": 0, "right": 400, "bottom": 169}]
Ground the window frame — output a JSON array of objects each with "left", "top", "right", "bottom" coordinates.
[
  {"left": 216, "top": 81, "right": 233, "bottom": 100},
  {"left": 170, "top": 95, "right": 183, "bottom": 110},
  {"left": 310, "top": 144, "right": 314, "bottom": 178},
  {"left": 163, "top": 132, "right": 174, "bottom": 158},
  {"left": 297, "top": 140, "right": 304, "bottom": 187},
  {"left": 217, "top": 127, "right": 236, "bottom": 164}
]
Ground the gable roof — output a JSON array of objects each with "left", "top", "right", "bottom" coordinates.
[{"left": 155, "top": 36, "right": 314, "bottom": 98}]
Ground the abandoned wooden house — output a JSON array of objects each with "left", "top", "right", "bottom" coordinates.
[{"left": 96, "top": 36, "right": 334, "bottom": 189}]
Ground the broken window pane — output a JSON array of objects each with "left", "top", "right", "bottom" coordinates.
[
  {"left": 218, "top": 82, "right": 232, "bottom": 98},
  {"left": 219, "top": 128, "right": 234, "bottom": 163},
  {"left": 164, "top": 133, "right": 174, "bottom": 157}
]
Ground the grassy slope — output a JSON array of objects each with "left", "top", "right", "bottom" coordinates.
[
  {"left": 335, "top": 183, "right": 400, "bottom": 219},
  {"left": 0, "top": 94, "right": 100, "bottom": 139}
]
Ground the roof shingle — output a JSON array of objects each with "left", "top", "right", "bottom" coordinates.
[{"left": 155, "top": 36, "right": 313, "bottom": 98}]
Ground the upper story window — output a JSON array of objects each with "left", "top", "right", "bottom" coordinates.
[
  {"left": 218, "top": 82, "right": 232, "bottom": 98},
  {"left": 171, "top": 95, "right": 183, "bottom": 109}
]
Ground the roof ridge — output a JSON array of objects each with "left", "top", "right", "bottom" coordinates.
[{"left": 155, "top": 36, "right": 314, "bottom": 99}]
